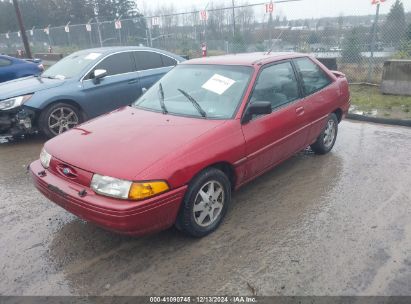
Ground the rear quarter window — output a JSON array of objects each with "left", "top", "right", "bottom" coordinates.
[
  {"left": 294, "top": 57, "right": 332, "bottom": 96},
  {"left": 134, "top": 51, "right": 163, "bottom": 71},
  {"left": 161, "top": 55, "right": 177, "bottom": 67}
]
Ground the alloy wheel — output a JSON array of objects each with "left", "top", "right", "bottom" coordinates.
[
  {"left": 48, "top": 107, "right": 79, "bottom": 135},
  {"left": 193, "top": 180, "right": 225, "bottom": 227},
  {"left": 323, "top": 119, "right": 336, "bottom": 148}
]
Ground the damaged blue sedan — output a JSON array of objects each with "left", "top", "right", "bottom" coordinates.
[{"left": 0, "top": 46, "right": 184, "bottom": 138}]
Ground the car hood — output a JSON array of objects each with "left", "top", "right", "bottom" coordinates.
[
  {"left": 45, "top": 107, "right": 227, "bottom": 181},
  {"left": 0, "top": 76, "right": 66, "bottom": 100}
]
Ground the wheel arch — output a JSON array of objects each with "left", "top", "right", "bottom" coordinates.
[
  {"left": 39, "top": 99, "right": 87, "bottom": 121},
  {"left": 196, "top": 161, "right": 237, "bottom": 190}
]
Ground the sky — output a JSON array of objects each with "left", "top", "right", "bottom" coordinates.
[{"left": 138, "top": 0, "right": 411, "bottom": 20}]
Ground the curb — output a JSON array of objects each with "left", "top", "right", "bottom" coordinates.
[{"left": 346, "top": 113, "right": 411, "bottom": 127}]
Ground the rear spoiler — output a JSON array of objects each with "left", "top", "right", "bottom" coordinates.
[{"left": 331, "top": 70, "right": 346, "bottom": 78}]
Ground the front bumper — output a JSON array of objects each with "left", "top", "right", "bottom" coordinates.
[
  {"left": 30, "top": 160, "right": 187, "bottom": 236},
  {"left": 0, "top": 106, "right": 36, "bottom": 136}
]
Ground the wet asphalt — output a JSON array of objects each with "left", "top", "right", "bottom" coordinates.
[{"left": 0, "top": 120, "right": 410, "bottom": 296}]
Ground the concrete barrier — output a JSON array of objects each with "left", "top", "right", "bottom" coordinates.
[{"left": 381, "top": 59, "right": 411, "bottom": 96}]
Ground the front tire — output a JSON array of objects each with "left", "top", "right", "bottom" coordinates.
[
  {"left": 39, "top": 103, "right": 82, "bottom": 138},
  {"left": 310, "top": 113, "right": 338, "bottom": 155},
  {"left": 176, "top": 168, "right": 231, "bottom": 237}
]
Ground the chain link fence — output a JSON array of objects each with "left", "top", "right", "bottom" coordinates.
[{"left": 1, "top": 1, "right": 409, "bottom": 84}]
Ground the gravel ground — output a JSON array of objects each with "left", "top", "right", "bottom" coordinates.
[{"left": 0, "top": 120, "right": 410, "bottom": 296}]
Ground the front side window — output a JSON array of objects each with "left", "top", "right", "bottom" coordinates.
[
  {"left": 133, "top": 64, "right": 253, "bottom": 119},
  {"left": 294, "top": 57, "right": 331, "bottom": 96},
  {"left": 92, "top": 52, "right": 134, "bottom": 77},
  {"left": 250, "top": 61, "right": 299, "bottom": 111}
]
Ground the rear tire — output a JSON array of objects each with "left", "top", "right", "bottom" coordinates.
[
  {"left": 176, "top": 168, "right": 231, "bottom": 237},
  {"left": 310, "top": 113, "right": 338, "bottom": 155},
  {"left": 38, "top": 102, "right": 82, "bottom": 139}
]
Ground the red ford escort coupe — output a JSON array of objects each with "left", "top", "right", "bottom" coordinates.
[{"left": 30, "top": 52, "right": 350, "bottom": 237}]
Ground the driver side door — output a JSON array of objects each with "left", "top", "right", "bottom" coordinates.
[
  {"left": 241, "top": 60, "right": 310, "bottom": 180},
  {"left": 81, "top": 52, "right": 141, "bottom": 118}
]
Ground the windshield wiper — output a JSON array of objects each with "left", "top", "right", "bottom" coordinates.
[
  {"left": 177, "top": 88, "right": 207, "bottom": 118},
  {"left": 40, "top": 75, "right": 56, "bottom": 79},
  {"left": 158, "top": 83, "right": 168, "bottom": 114}
]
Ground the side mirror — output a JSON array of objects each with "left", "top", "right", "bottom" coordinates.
[
  {"left": 92, "top": 69, "right": 107, "bottom": 84},
  {"left": 241, "top": 101, "right": 272, "bottom": 124},
  {"left": 142, "top": 87, "right": 147, "bottom": 94}
]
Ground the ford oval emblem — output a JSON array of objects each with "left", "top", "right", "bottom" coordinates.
[
  {"left": 58, "top": 165, "right": 77, "bottom": 179},
  {"left": 62, "top": 167, "right": 71, "bottom": 175}
]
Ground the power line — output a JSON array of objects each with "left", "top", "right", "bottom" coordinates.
[{"left": 145, "top": 0, "right": 303, "bottom": 19}]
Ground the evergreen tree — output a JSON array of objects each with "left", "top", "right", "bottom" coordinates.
[
  {"left": 64, "top": 0, "right": 94, "bottom": 24},
  {"left": 92, "top": 0, "right": 116, "bottom": 20},
  {"left": 342, "top": 27, "right": 362, "bottom": 63},
  {"left": 396, "top": 23, "right": 411, "bottom": 58},
  {"left": 382, "top": 0, "right": 407, "bottom": 47},
  {"left": 115, "top": 0, "right": 138, "bottom": 18},
  {"left": 308, "top": 32, "right": 321, "bottom": 44},
  {"left": 0, "top": 1, "right": 17, "bottom": 32},
  {"left": 338, "top": 15, "right": 344, "bottom": 31}
]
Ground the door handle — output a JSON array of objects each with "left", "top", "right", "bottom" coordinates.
[
  {"left": 128, "top": 78, "right": 139, "bottom": 84},
  {"left": 296, "top": 106, "right": 305, "bottom": 116}
]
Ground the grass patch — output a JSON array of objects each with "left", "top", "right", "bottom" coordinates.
[{"left": 350, "top": 84, "right": 411, "bottom": 120}]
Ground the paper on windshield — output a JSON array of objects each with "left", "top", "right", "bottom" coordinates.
[
  {"left": 85, "top": 53, "right": 102, "bottom": 60},
  {"left": 202, "top": 74, "right": 236, "bottom": 95}
]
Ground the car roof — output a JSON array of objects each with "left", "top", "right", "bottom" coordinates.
[
  {"left": 71, "top": 46, "right": 185, "bottom": 61},
  {"left": 182, "top": 52, "right": 308, "bottom": 66}
]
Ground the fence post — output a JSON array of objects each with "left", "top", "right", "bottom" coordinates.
[
  {"left": 95, "top": 17, "right": 103, "bottom": 47},
  {"left": 65, "top": 21, "right": 71, "bottom": 46},
  {"left": 269, "top": 1, "right": 273, "bottom": 47},
  {"left": 232, "top": 0, "right": 236, "bottom": 36},
  {"left": 46, "top": 25, "right": 52, "bottom": 48},
  {"left": 367, "top": 3, "right": 380, "bottom": 83},
  {"left": 147, "top": 25, "right": 152, "bottom": 47}
]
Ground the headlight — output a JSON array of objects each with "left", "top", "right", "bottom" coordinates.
[
  {"left": 40, "top": 148, "right": 51, "bottom": 169},
  {"left": 0, "top": 94, "right": 32, "bottom": 111},
  {"left": 90, "top": 174, "right": 132, "bottom": 199},
  {"left": 90, "top": 174, "right": 169, "bottom": 201}
]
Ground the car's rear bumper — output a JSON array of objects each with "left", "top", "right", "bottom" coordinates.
[{"left": 30, "top": 160, "right": 187, "bottom": 236}]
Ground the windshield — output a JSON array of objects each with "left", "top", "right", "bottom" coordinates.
[
  {"left": 42, "top": 51, "right": 103, "bottom": 79},
  {"left": 133, "top": 64, "right": 253, "bottom": 119}
]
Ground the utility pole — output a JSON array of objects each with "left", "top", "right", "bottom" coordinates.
[
  {"left": 367, "top": 3, "right": 380, "bottom": 83},
  {"left": 232, "top": 0, "right": 236, "bottom": 37},
  {"left": 12, "top": 0, "right": 32, "bottom": 58}
]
